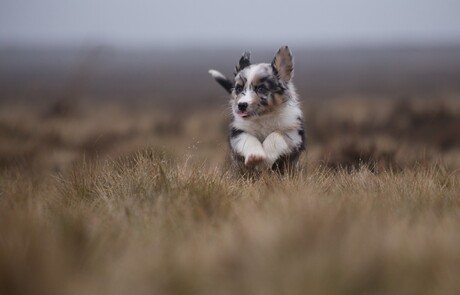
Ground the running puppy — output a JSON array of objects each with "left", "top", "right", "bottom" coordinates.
[{"left": 209, "top": 46, "right": 305, "bottom": 173}]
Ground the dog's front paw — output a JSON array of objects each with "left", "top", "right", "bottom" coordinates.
[{"left": 245, "top": 152, "right": 266, "bottom": 167}]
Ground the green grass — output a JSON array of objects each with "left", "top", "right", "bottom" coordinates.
[{"left": 1, "top": 149, "right": 460, "bottom": 295}]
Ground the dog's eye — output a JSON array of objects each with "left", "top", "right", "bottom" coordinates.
[
  {"left": 256, "top": 85, "right": 268, "bottom": 96},
  {"left": 234, "top": 84, "right": 243, "bottom": 94}
]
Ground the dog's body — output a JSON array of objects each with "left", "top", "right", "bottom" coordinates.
[{"left": 209, "top": 46, "right": 305, "bottom": 173}]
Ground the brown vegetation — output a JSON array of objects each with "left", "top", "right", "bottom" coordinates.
[
  {"left": 1, "top": 97, "right": 460, "bottom": 295},
  {"left": 1, "top": 97, "right": 460, "bottom": 175}
]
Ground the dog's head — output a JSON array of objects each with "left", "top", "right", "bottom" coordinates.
[{"left": 209, "top": 46, "right": 294, "bottom": 119}]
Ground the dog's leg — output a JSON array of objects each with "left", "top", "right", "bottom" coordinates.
[
  {"left": 262, "top": 132, "right": 290, "bottom": 167},
  {"left": 263, "top": 130, "right": 304, "bottom": 167},
  {"left": 230, "top": 131, "right": 266, "bottom": 167}
]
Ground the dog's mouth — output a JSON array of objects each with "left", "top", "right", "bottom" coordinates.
[{"left": 236, "top": 110, "right": 251, "bottom": 118}]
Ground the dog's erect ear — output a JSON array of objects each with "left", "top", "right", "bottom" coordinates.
[
  {"left": 234, "top": 51, "right": 251, "bottom": 75},
  {"left": 272, "top": 46, "right": 293, "bottom": 82},
  {"left": 209, "top": 69, "right": 233, "bottom": 94}
]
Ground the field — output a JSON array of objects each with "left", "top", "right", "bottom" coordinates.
[{"left": 1, "top": 46, "right": 460, "bottom": 294}]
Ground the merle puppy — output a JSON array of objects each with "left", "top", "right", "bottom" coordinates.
[{"left": 209, "top": 46, "right": 305, "bottom": 173}]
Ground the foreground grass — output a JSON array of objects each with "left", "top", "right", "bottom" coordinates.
[{"left": 1, "top": 150, "right": 460, "bottom": 295}]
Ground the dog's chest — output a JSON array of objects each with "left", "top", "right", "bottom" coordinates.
[
  {"left": 233, "top": 105, "right": 302, "bottom": 142},
  {"left": 242, "top": 119, "right": 282, "bottom": 141}
]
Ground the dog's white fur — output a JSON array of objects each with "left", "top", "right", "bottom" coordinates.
[
  {"left": 231, "top": 97, "right": 303, "bottom": 167},
  {"left": 209, "top": 46, "right": 305, "bottom": 173}
]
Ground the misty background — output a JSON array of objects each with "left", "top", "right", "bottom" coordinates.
[
  {"left": 2, "top": 0, "right": 460, "bottom": 47},
  {"left": 1, "top": 0, "right": 460, "bottom": 107}
]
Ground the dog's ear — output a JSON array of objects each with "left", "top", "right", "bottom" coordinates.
[
  {"left": 234, "top": 52, "right": 251, "bottom": 75},
  {"left": 272, "top": 46, "right": 293, "bottom": 82},
  {"left": 208, "top": 69, "right": 233, "bottom": 94}
]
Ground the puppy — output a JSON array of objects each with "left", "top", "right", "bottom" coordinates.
[{"left": 209, "top": 46, "right": 305, "bottom": 174}]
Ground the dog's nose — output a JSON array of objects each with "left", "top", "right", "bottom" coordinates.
[{"left": 238, "top": 102, "right": 248, "bottom": 112}]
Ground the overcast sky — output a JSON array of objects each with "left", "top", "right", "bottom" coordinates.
[{"left": 1, "top": 0, "right": 460, "bottom": 47}]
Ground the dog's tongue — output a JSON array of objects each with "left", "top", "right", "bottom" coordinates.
[{"left": 240, "top": 112, "right": 249, "bottom": 118}]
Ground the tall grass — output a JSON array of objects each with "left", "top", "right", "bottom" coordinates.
[{"left": 1, "top": 149, "right": 459, "bottom": 295}]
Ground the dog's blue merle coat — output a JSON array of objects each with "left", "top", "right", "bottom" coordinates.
[{"left": 209, "top": 46, "right": 305, "bottom": 174}]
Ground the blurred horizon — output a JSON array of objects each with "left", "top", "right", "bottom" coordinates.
[
  {"left": 1, "top": 44, "right": 460, "bottom": 113},
  {"left": 2, "top": 0, "right": 460, "bottom": 108}
]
